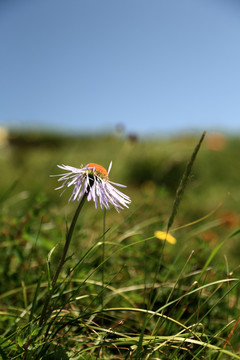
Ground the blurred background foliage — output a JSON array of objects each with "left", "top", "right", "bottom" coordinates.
[{"left": 1, "top": 129, "right": 240, "bottom": 269}]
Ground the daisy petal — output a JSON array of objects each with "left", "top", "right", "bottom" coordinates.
[{"left": 53, "top": 162, "right": 131, "bottom": 212}]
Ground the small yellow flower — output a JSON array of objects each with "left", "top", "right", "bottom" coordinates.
[{"left": 154, "top": 231, "right": 176, "bottom": 245}]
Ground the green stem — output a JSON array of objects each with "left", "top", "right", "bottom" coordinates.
[
  {"left": 101, "top": 209, "right": 106, "bottom": 314},
  {"left": 39, "top": 193, "right": 87, "bottom": 327}
]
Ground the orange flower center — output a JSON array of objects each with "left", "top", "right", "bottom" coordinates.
[{"left": 87, "top": 163, "right": 108, "bottom": 179}]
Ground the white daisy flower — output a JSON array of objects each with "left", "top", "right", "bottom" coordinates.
[{"left": 54, "top": 161, "right": 131, "bottom": 212}]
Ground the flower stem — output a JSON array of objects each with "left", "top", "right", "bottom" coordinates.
[
  {"left": 101, "top": 209, "right": 106, "bottom": 316},
  {"left": 39, "top": 193, "right": 87, "bottom": 327}
]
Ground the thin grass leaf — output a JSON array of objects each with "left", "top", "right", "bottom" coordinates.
[
  {"left": 47, "top": 244, "right": 58, "bottom": 292},
  {"left": 29, "top": 273, "right": 43, "bottom": 323},
  {"left": 198, "top": 239, "right": 226, "bottom": 281}
]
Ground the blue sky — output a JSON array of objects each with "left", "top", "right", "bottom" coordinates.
[{"left": 1, "top": 0, "right": 240, "bottom": 136}]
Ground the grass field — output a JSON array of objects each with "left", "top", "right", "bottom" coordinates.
[{"left": 0, "top": 130, "right": 240, "bottom": 359}]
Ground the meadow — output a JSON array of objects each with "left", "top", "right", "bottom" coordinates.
[{"left": 0, "top": 130, "right": 240, "bottom": 359}]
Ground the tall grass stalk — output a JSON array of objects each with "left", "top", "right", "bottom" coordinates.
[
  {"left": 167, "top": 130, "right": 206, "bottom": 233},
  {"left": 151, "top": 132, "right": 206, "bottom": 311},
  {"left": 134, "top": 132, "right": 207, "bottom": 357}
]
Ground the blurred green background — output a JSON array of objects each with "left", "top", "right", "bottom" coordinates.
[{"left": 1, "top": 129, "right": 240, "bottom": 268}]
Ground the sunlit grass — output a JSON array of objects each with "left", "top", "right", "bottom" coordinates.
[{"left": 0, "top": 131, "right": 240, "bottom": 359}]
